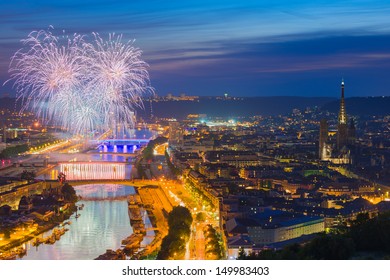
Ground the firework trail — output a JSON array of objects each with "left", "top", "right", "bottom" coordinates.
[{"left": 7, "top": 28, "right": 152, "bottom": 136}]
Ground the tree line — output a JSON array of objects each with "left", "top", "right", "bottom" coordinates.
[
  {"left": 157, "top": 206, "right": 193, "bottom": 260},
  {"left": 0, "top": 144, "right": 28, "bottom": 158}
]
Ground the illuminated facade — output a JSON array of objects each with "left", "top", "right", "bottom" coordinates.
[
  {"left": 247, "top": 216, "right": 324, "bottom": 246},
  {"left": 319, "top": 80, "right": 356, "bottom": 164},
  {"left": 225, "top": 210, "right": 324, "bottom": 257}
]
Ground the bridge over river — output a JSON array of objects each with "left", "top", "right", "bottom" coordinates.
[{"left": 45, "top": 179, "right": 163, "bottom": 188}]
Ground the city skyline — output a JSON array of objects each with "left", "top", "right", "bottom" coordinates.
[{"left": 1, "top": 0, "right": 390, "bottom": 97}]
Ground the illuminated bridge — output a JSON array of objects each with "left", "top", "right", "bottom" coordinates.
[
  {"left": 48, "top": 162, "right": 130, "bottom": 181},
  {"left": 91, "top": 138, "right": 151, "bottom": 145},
  {"left": 38, "top": 137, "right": 154, "bottom": 181},
  {"left": 90, "top": 138, "right": 152, "bottom": 154}
]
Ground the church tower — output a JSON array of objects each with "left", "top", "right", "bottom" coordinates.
[
  {"left": 338, "top": 79, "right": 347, "bottom": 125},
  {"left": 337, "top": 79, "right": 348, "bottom": 150}
]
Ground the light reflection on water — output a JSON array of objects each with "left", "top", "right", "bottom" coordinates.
[
  {"left": 89, "top": 154, "right": 128, "bottom": 162},
  {"left": 21, "top": 184, "right": 135, "bottom": 260}
]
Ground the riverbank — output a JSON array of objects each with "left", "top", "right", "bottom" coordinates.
[
  {"left": 94, "top": 191, "right": 146, "bottom": 260},
  {"left": 134, "top": 209, "right": 162, "bottom": 259},
  {"left": 97, "top": 187, "right": 164, "bottom": 260},
  {"left": 134, "top": 185, "right": 172, "bottom": 259},
  {"left": 2, "top": 182, "right": 173, "bottom": 260},
  {"left": 0, "top": 203, "right": 78, "bottom": 257}
]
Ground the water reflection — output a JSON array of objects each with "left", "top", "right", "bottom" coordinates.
[
  {"left": 89, "top": 153, "right": 128, "bottom": 162},
  {"left": 75, "top": 184, "right": 136, "bottom": 199},
  {"left": 21, "top": 184, "right": 135, "bottom": 260}
]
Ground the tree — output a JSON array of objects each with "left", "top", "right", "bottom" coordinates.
[
  {"left": 168, "top": 206, "right": 193, "bottom": 229},
  {"left": 173, "top": 224, "right": 191, "bottom": 242},
  {"left": 1, "top": 225, "right": 15, "bottom": 240},
  {"left": 0, "top": 205, "right": 12, "bottom": 216},
  {"left": 195, "top": 212, "right": 206, "bottom": 222},
  {"left": 352, "top": 212, "right": 370, "bottom": 226},
  {"left": 143, "top": 136, "right": 168, "bottom": 161},
  {"left": 157, "top": 235, "right": 175, "bottom": 260},
  {"left": 255, "top": 249, "right": 278, "bottom": 260},
  {"left": 348, "top": 211, "right": 390, "bottom": 253},
  {"left": 279, "top": 243, "right": 301, "bottom": 260},
  {"left": 237, "top": 247, "right": 247, "bottom": 259},
  {"left": 21, "top": 170, "right": 36, "bottom": 182},
  {"left": 61, "top": 183, "right": 78, "bottom": 202},
  {"left": 157, "top": 206, "right": 193, "bottom": 260},
  {"left": 300, "top": 234, "right": 355, "bottom": 260},
  {"left": 203, "top": 224, "right": 224, "bottom": 260},
  {"left": 0, "top": 144, "right": 28, "bottom": 158}
]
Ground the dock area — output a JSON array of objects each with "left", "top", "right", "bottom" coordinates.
[{"left": 95, "top": 185, "right": 175, "bottom": 260}]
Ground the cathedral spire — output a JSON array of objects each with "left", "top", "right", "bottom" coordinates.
[{"left": 338, "top": 78, "right": 347, "bottom": 125}]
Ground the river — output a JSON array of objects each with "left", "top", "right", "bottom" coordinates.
[{"left": 20, "top": 184, "right": 136, "bottom": 260}]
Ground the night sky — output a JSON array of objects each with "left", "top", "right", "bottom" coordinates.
[{"left": 1, "top": 0, "right": 390, "bottom": 98}]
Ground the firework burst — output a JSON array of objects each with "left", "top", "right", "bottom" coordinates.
[{"left": 7, "top": 28, "right": 152, "bottom": 136}]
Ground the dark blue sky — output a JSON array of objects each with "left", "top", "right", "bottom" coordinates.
[{"left": 1, "top": 0, "right": 390, "bottom": 97}]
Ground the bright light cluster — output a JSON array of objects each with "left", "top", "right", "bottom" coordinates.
[{"left": 8, "top": 28, "right": 153, "bottom": 135}]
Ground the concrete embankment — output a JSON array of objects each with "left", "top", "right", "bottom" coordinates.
[{"left": 95, "top": 185, "right": 169, "bottom": 260}]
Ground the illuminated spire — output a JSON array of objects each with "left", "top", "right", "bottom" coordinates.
[{"left": 338, "top": 79, "right": 347, "bottom": 125}]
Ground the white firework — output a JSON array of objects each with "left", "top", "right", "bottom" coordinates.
[
  {"left": 85, "top": 33, "right": 150, "bottom": 131},
  {"left": 7, "top": 28, "right": 152, "bottom": 136}
]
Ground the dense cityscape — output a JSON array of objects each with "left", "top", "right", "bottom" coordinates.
[{"left": 0, "top": 80, "right": 389, "bottom": 260}]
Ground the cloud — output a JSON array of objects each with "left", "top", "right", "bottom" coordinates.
[
  {"left": 2, "top": 1, "right": 390, "bottom": 96},
  {"left": 144, "top": 33, "right": 390, "bottom": 76}
]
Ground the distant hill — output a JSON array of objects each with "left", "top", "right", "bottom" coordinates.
[
  {"left": 139, "top": 96, "right": 336, "bottom": 119},
  {"left": 2, "top": 96, "right": 388, "bottom": 120},
  {"left": 321, "top": 96, "right": 390, "bottom": 116}
]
